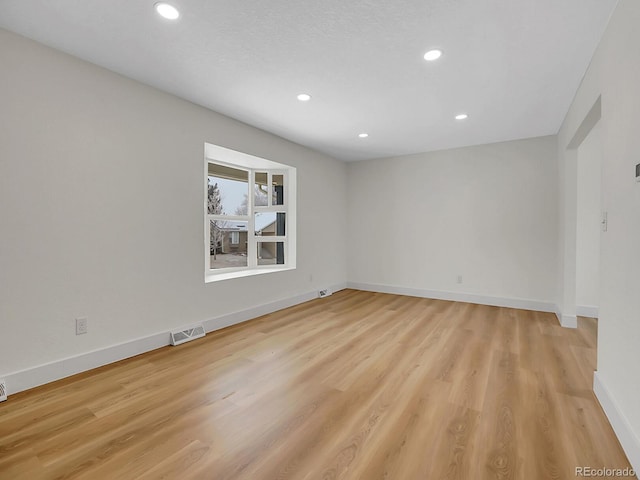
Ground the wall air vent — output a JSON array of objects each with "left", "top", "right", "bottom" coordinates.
[
  {"left": 319, "top": 288, "right": 332, "bottom": 298},
  {"left": 0, "top": 379, "right": 7, "bottom": 402},
  {"left": 170, "top": 325, "right": 206, "bottom": 346}
]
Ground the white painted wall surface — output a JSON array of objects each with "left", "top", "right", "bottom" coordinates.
[
  {"left": 576, "top": 122, "right": 602, "bottom": 309},
  {"left": 0, "top": 29, "right": 348, "bottom": 377},
  {"left": 557, "top": 0, "right": 640, "bottom": 470},
  {"left": 347, "top": 136, "right": 558, "bottom": 304}
]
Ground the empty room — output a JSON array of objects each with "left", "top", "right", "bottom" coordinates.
[{"left": 1, "top": 0, "right": 639, "bottom": 479}]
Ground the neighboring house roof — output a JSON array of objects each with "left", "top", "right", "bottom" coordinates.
[
  {"left": 213, "top": 213, "right": 277, "bottom": 233},
  {"left": 255, "top": 213, "right": 277, "bottom": 232},
  {"left": 220, "top": 222, "right": 247, "bottom": 232}
]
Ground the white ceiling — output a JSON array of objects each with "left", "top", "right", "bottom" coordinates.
[{"left": 0, "top": 0, "right": 618, "bottom": 161}]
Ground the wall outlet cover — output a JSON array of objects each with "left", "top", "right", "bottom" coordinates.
[
  {"left": 76, "top": 318, "right": 88, "bottom": 335},
  {"left": 319, "top": 288, "right": 332, "bottom": 298}
]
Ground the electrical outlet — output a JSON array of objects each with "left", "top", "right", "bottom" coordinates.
[
  {"left": 319, "top": 288, "right": 332, "bottom": 298},
  {"left": 76, "top": 317, "right": 88, "bottom": 335},
  {"left": 0, "top": 378, "right": 7, "bottom": 402},
  {"left": 457, "top": 275, "right": 463, "bottom": 284}
]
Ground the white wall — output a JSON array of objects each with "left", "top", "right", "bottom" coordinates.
[
  {"left": 557, "top": 0, "right": 640, "bottom": 470},
  {"left": 0, "top": 29, "right": 347, "bottom": 381},
  {"left": 347, "top": 136, "right": 558, "bottom": 306},
  {"left": 2, "top": 7, "right": 638, "bottom": 468},
  {"left": 576, "top": 121, "right": 602, "bottom": 310}
]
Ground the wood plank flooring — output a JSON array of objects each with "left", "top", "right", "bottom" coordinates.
[{"left": 0, "top": 289, "right": 633, "bottom": 479}]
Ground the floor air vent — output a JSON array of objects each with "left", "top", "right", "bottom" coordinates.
[
  {"left": 0, "top": 379, "right": 7, "bottom": 402},
  {"left": 170, "top": 325, "right": 206, "bottom": 346}
]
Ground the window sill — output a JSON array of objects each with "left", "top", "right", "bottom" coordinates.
[{"left": 205, "top": 266, "right": 295, "bottom": 283}]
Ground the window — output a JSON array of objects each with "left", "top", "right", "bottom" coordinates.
[{"left": 205, "top": 143, "right": 296, "bottom": 281}]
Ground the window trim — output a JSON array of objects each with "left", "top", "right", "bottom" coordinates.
[{"left": 204, "top": 143, "right": 296, "bottom": 282}]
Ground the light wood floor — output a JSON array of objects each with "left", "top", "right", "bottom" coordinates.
[{"left": 0, "top": 290, "right": 632, "bottom": 479}]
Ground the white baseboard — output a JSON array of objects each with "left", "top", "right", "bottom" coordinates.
[
  {"left": 553, "top": 306, "right": 578, "bottom": 329},
  {"left": 4, "top": 332, "right": 170, "bottom": 396},
  {"left": 576, "top": 304, "right": 599, "bottom": 318},
  {"left": 594, "top": 372, "right": 640, "bottom": 475},
  {"left": 3, "top": 282, "right": 347, "bottom": 397},
  {"left": 561, "top": 313, "right": 578, "bottom": 328},
  {"left": 201, "top": 281, "right": 347, "bottom": 334},
  {"left": 346, "top": 282, "right": 556, "bottom": 313},
  {"left": 554, "top": 307, "right": 563, "bottom": 325}
]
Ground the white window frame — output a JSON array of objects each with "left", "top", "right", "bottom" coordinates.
[{"left": 204, "top": 143, "right": 296, "bottom": 282}]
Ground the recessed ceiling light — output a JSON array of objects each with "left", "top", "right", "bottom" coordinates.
[
  {"left": 358, "top": 133, "right": 369, "bottom": 138},
  {"left": 423, "top": 49, "right": 443, "bottom": 61},
  {"left": 154, "top": 2, "right": 180, "bottom": 20},
  {"left": 455, "top": 113, "right": 469, "bottom": 120},
  {"left": 297, "top": 93, "right": 311, "bottom": 102}
]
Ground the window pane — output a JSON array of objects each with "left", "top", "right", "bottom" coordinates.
[
  {"left": 254, "top": 172, "right": 268, "bottom": 207},
  {"left": 257, "top": 242, "right": 285, "bottom": 265},
  {"left": 254, "top": 212, "right": 285, "bottom": 236},
  {"left": 208, "top": 164, "right": 248, "bottom": 215},
  {"left": 210, "top": 220, "right": 248, "bottom": 269},
  {"left": 272, "top": 174, "right": 284, "bottom": 206}
]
